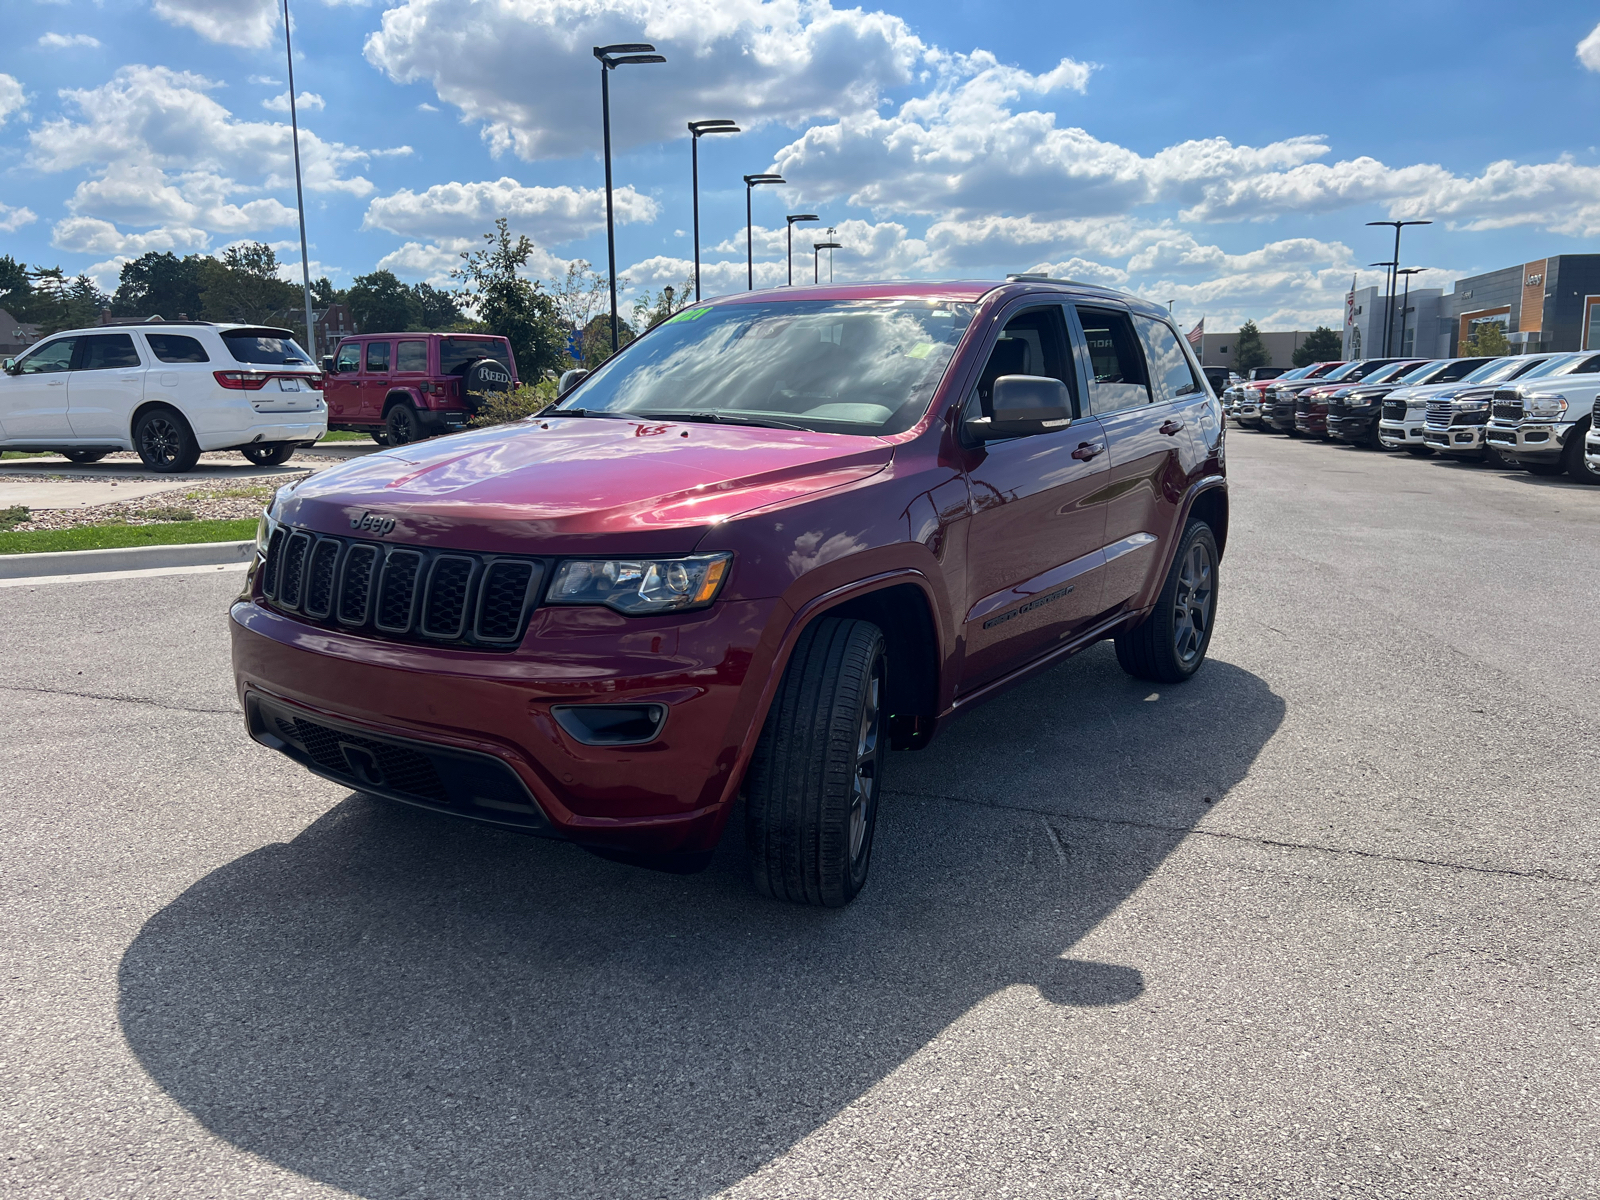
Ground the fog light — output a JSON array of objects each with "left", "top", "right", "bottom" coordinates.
[{"left": 551, "top": 703, "right": 668, "bottom": 746}]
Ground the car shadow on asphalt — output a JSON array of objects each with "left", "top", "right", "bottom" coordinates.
[{"left": 118, "top": 644, "right": 1285, "bottom": 1199}]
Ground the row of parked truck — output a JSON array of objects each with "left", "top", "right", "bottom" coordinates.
[{"left": 1222, "top": 351, "right": 1600, "bottom": 484}]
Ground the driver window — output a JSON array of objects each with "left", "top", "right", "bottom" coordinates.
[
  {"left": 17, "top": 338, "right": 77, "bottom": 374},
  {"left": 1075, "top": 307, "right": 1151, "bottom": 415},
  {"left": 335, "top": 342, "right": 361, "bottom": 373},
  {"left": 963, "top": 306, "right": 1076, "bottom": 425}
]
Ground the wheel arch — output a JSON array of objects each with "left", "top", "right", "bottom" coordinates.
[
  {"left": 813, "top": 580, "right": 942, "bottom": 751},
  {"left": 1186, "top": 480, "right": 1229, "bottom": 558},
  {"left": 381, "top": 389, "right": 422, "bottom": 418},
  {"left": 128, "top": 398, "right": 192, "bottom": 442}
]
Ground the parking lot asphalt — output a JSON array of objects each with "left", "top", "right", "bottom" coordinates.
[{"left": 1, "top": 429, "right": 1596, "bottom": 1199}]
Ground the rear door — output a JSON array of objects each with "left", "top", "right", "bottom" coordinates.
[
  {"left": 958, "top": 303, "right": 1110, "bottom": 691},
  {"left": 1073, "top": 305, "right": 1191, "bottom": 610},
  {"left": 361, "top": 340, "right": 392, "bottom": 422},
  {"left": 1, "top": 337, "right": 77, "bottom": 439},
  {"left": 67, "top": 332, "right": 145, "bottom": 438}
]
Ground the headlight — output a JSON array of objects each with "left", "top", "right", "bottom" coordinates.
[
  {"left": 547, "top": 552, "right": 733, "bottom": 615},
  {"left": 255, "top": 510, "right": 273, "bottom": 555},
  {"left": 1406, "top": 398, "right": 1427, "bottom": 409},
  {"left": 1525, "top": 394, "right": 1568, "bottom": 419},
  {"left": 1456, "top": 399, "right": 1488, "bottom": 412}
]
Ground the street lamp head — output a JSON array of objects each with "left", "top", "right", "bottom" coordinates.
[
  {"left": 689, "top": 119, "right": 739, "bottom": 136},
  {"left": 1366, "top": 219, "right": 1432, "bottom": 228},
  {"left": 1396, "top": 267, "right": 1425, "bottom": 276},
  {"left": 595, "top": 43, "right": 664, "bottom": 67},
  {"left": 611, "top": 53, "right": 665, "bottom": 66},
  {"left": 787, "top": 213, "right": 819, "bottom": 225},
  {"left": 813, "top": 242, "right": 843, "bottom": 251},
  {"left": 744, "top": 173, "right": 784, "bottom": 186}
]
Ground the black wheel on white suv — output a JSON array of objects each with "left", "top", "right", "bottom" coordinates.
[
  {"left": 59, "top": 450, "right": 108, "bottom": 464},
  {"left": 133, "top": 406, "right": 201, "bottom": 473},
  {"left": 385, "top": 402, "right": 422, "bottom": 446},
  {"left": 744, "top": 617, "right": 888, "bottom": 907},
  {"left": 1564, "top": 420, "right": 1599, "bottom": 484},
  {"left": 1115, "top": 518, "right": 1218, "bottom": 684},
  {"left": 241, "top": 443, "right": 296, "bottom": 466}
]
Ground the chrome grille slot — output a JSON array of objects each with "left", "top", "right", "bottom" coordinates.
[{"left": 1425, "top": 399, "right": 1454, "bottom": 429}]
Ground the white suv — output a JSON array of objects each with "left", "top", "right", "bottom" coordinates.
[{"left": 0, "top": 322, "right": 327, "bottom": 472}]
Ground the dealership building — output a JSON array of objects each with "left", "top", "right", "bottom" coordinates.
[
  {"left": 1343, "top": 254, "right": 1600, "bottom": 359},
  {"left": 1194, "top": 330, "right": 1324, "bottom": 369}
]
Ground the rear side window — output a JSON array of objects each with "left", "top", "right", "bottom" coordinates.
[
  {"left": 396, "top": 340, "right": 428, "bottom": 373},
  {"left": 1135, "top": 316, "right": 1201, "bottom": 403},
  {"left": 335, "top": 342, "right": 361, "bottom": 372},
  {"left": 1076, "top": 308, "right": 1151, "bottom": 415},
  {"left": 145, "top": 333, "right": 209, "bottom": 364},
  {"left": 16, "top": 338, "right": 76, "bottom": 374},
  {"left": 76, "top": 333, "right": 142, "bottom": 370},
  {"left": 365, "top": 342, "right": 391, "bottom": 373},
  {"left": 439, "top": 337, "right": 507, "bottom": 375},
  {"left": 223, "top": 331, "right": 311, "bottom": 365}
]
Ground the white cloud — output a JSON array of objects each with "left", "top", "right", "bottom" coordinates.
[
  {"left": 38, "top": 33, "right": 101, "bottom": 48},
  {"left": 152, "top": 0, "right": 278, "bottom": 49},
  {"left": 364, "top": 0, "right": 932, "bottom": 159},
  {"left": 1579, "top": 21, "right": 1600, "bottom": 72},
  {"left": 1024, "top": 257, "right": 1128, "bottom": 288},
  {"left": 375, "top": 235, "right": 573, "bottom": 286},
  {"left": 0, "top": 204, "right": 39, "bottom": 234},
  {"left": 0, "top": 74, "right": 25, "bottom": 126},
  {"left": 248, "top": 75, "right": 282, "bottom": 86},
  {"left": 51, "top": 217, "right": 211, "bottom": 256},
  {"left": 363, "top": 178, "right": 658, "bottom": 242},
  {"left": 263, "top": 91, "right": 326, "bottom": 113}
]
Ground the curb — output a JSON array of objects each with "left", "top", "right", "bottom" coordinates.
[{"left": 0, "top": 539, "right": 256, "bottom": 580}]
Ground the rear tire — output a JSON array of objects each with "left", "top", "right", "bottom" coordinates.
[
  {"left": 59, "top": 449, "right": 108, "bottom": 464},
  {"left": 745, "top": 617, "right": 888, "bottom": 907},
  {"left": 1564, "top": 422, "right": 1600, "bottom": 484},
  {"left": 385, "top": 402, "right": 422, "bottom": 446},
  {"left": 133, "top": 406, "right": 201, "bottom": 473},
  {"left": 241, "top": 443, "right": 295, "bottom": 466},
  {"left": 1114, "top": 519, "right": 1219, "bottom": 684}
]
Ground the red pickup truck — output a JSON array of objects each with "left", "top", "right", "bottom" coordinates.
[
  {"left": 235, "top": 279, "right": 1228, "bottom": 906},
  {"left": 322, "top": 332, "right": 517, "bottom": 444}
]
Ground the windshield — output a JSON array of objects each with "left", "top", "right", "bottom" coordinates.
[
  {"left": 1394, "top": 360, "right": 1447, "bottom": 384},
  {"left": 439, "top": 337, "right": 509, "bottom": 375},
  {"left": 1361, "top": 361, "right": 1418, "bottom": 384},
  {"left": 222, "top": 330, "right": 311, "bottom": 365},
  {"left": 1320, "top": 361, "right": 1364, "bottom": 381},
  {"left": 1276, "top": 366, "right": 1311, "bottom": 381},
  {"left": 1460, "top": 357, "right": 1528, "bottom": 384},
  {"left": 1515, "top": 355, "right": 1575, "bottom": 381},
  {"left": 557, "top": 300, "right": 976, "bottom": 435}
]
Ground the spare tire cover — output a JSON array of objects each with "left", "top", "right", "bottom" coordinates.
[{"left": 462, "top": 358, "right": 514, "bottom": 407}]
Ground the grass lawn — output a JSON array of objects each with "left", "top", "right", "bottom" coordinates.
[
  {"left": 0, "top": 519, "right": 257, "bottom": 555},
  {"left": 318, "top": 431, "right": 374, "bottom": 443}
]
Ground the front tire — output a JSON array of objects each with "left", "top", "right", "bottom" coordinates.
[
  {"left": 1114, "top": 519, "right": 1218, "bottom": 684},
  {"left": 133, "top": 406, "right": 201, "bottom": 473},
  {"left": 1564, "top": 422, "right": 1600, "bottom": 484},
  {"left": 745, "top": 617, "right": 888, "bottom": 907},
  {"left": 241, "top": 443, "right": 295, "bottom": 466}
]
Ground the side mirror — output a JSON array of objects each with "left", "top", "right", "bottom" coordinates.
[
  {"left": 319, "top": 355, "right": 334, "bottom": 373},
  {"left": 557, "top": 367, "right": 589, "bottom": 397},
  {"left": 968, "top": 375, "right": 1073, "bottom": 440},
  {"left": 2, "top": 358, "right": 17, "bottom": 376}
]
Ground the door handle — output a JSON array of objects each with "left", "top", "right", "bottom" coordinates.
[
  {"left": 1160, "top": 419, "right": 1185, "bottom": 436},
  {"left": 1071, "top": 441, "right": 1104, "bottom": 461}
]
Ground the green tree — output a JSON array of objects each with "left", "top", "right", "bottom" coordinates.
[
  {"left": 630, "top": 279, "right": 694, "bottom": 333},
  {"left": 580, "top": 312, "right": 634, "bottom": 368},
  {"left": 311, "top": 276, "right": 343, "bottom": 308},
  {"left": 1233, "top": 320, "right": 1271, "bottom": 372},
  {"left": 452, "top": 219, "right": 564, "bottom": 379},
  {"left": 112, "top": 252, "right": 207, "bottom": 320},
  {"left": 0, "top": 256, "right": 33, "bottom": 321},
  {"left": 1293, "top": 325, "right": 1342, "bottom": 367},
  {"left": 200, "top": 242, "right": 296, "bottom": 324},
  {"left": 412, "top": 282, "right": 462, "bottom": 329},
  {"left": 347, "top": 269, "right": 421, "bottom": 334},
  {"left": 1463, "top": 320, "right": 1509, "bottom": 357}
]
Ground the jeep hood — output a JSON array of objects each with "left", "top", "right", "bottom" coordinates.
[{"left": 278, "top": 416, "right": 894, "bottom": 555}]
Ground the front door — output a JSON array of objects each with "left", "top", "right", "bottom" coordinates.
[
  {"left": 958, "top": 304, "right": 1110, "bottom": 692},
  {"left": 68, "top": 333, "right": 145, "bottom": 438},
  {"left": 1074, "top": 306, "right": 1196, "bottom": 609},
  {"left": 361, "top": 340, "right": 392, "bottom": 422},
  {"left": 1, "top": 337, "right": 77, "bottom": 440},
  {"left": 326, "top": 341, "right": 361, "bottom": 421}
]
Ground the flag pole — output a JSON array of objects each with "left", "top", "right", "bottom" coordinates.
[{"left": 283, "top": 0, "right": 317, "bottom": 361}]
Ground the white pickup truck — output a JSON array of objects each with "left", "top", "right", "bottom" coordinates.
[
  {"left": 1377, "top": 356, "right": 1539, "bottom": 454},
  {"left": 1485, "top": 351, "right": 1600, "bottom": 483}
]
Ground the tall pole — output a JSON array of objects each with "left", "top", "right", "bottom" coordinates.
[
  {"left": 786, "top": 214, "right": 818, "bottom": 286},
  {"left": 1396, "top": 267, "right": 1422, "bottom": 359},
  {"left": 742, "top": 174, "right": 783, "bottom": 291},
  {"left": 283, "top": 0, "right": 316, "bottom": 360},
  {"left": 813, "top": 241, "right": 841, "bottom": 285},
  {"left": 687, "top": 121, "right": 738, "bottom": 303},
  {"left": 600, "top": 64, "right": 617, "bottom": 352},
  {"left": 1368, "top": 219, "right": 1431, "bottom": 357}
]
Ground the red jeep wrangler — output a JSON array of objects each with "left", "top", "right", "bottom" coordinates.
[
  {"left": 235, "top": 280, "right": 1227, "bottom": 906},
  {"left": 322, "top": 332, "right": 517, "bottom": 444}
]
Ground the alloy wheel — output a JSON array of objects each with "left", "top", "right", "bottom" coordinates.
[
  {"left": 848, "top": 659, "right": 884, "bottom": 866},
  {"left": 1172, "top": 541, "right": 1214, "bottom": 664},
  {"left": 140, "top": 417, "right": 181, "bottom": 467}
]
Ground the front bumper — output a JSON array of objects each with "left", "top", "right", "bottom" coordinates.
[
  {"left": 1586, "top": 426, "right": 1600, "bottom": 466},
  {"left": 1328, "top": 412, "right": 1378, "bottom": 442},
  {"left": 1378, "top": 418, "right": 1425, "bottom": 447},
  {"left": 1423, "top": 424, "right": 1486, "bottom": 455},
  {"left": 230, "top": 590, "right": 784, "bottom": 854},
  {"left": 1485, "top": 419, "right": 1574, "bottom": 465},
  {"left": 1294, "top": 413, "right": 1328, "bottom": 437}
]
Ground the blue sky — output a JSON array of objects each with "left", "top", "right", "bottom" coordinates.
[{"left": 2, "top": 0, "right": 1599, "bottom": 330}]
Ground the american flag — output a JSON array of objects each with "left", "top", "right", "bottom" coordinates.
[{"left": 1185, "top": 318, "right": 1203, "bottom": 348}]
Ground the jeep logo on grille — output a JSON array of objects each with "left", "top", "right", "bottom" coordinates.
[{"left": 350, "top": 511, "right": 396, "bottom": 535}]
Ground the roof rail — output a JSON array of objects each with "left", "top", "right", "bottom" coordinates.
[
  {"left": 1005, "top": 272, "right": 1101, "bottom": 287},
  {"left": 93, "top": 317, "right": 218, "bottom": 327}
]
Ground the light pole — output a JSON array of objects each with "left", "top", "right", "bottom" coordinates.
[
  {"left": 1395, "top": 267, "right": 1424, "bottom": 358},
  {"left": 1368, "top": 260, "right": 1396, "bottom": 357},
  {"left": 825, "top": 227, "right": 836, "bottom": 281},
  {"left": 813, "top": 241, "right": 842, "bottom": 284},
  {"left": 282, "top": 0, "right": 316, "bottom": 360},
  {"left": 1367, "top": 219, "right": 1430, "bottom": 356},
  {"left": 688, "top": 120, "right": 738, "bottom": 302},
  {"left": 785, "top": 214, "right": 818, "bottom": 285},
  {"left": 743, "top": 174, "right": 783, "bottom": 290},
  {"left": 595, "top": 43, "right": 666, "bottom": 353}
]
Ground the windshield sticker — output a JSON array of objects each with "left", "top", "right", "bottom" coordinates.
[
  {"left": 665, "top": 307, "right": 711, "bottom": 324},
  {"left": 905, "top": 343, "right": 935, "bottom": 359}
]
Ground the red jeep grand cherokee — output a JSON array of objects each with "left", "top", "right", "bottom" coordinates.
[
  {"left": 233, "top": 280, "right": 1227, "bottom": 906},
  {"left": 323, "top": 332, "right": 517, "bottom": 445}
]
